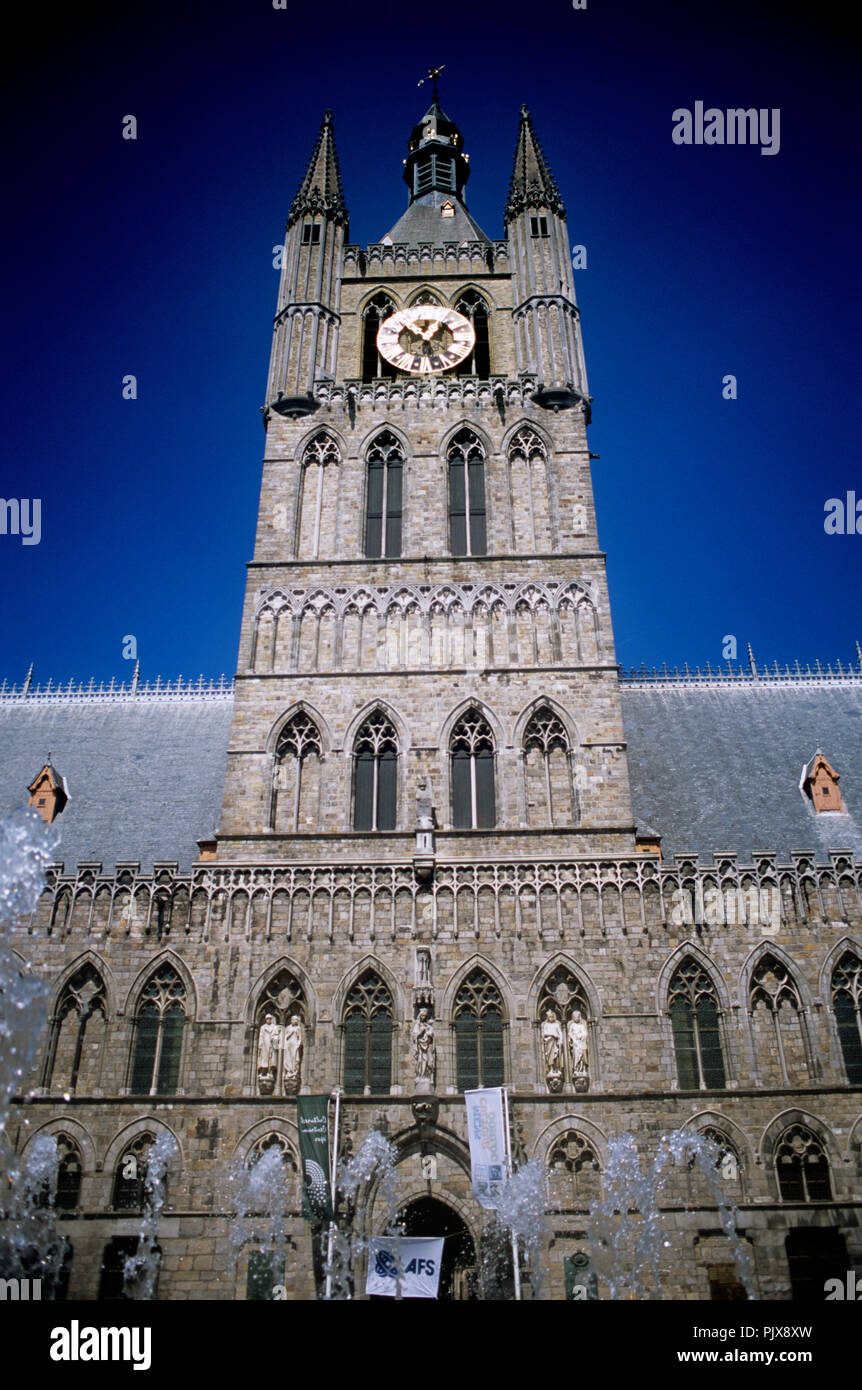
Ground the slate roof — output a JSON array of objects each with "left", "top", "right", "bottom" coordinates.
[
  {"left": 383, "top": 190, "right": 489, "bottom": 248},
  {"left": 1, "top": 677, "right": 860, "bottom": 872},
  {"left": 621, "top": 681, "right": 862, "bottom": 863},
  {"left": 0, "top": 693, "right": 233, "bottom": 872}
]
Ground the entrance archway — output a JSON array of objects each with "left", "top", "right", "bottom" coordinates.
[{"left": 399, "top": 1196, "right": 477, "bottom": 1300}]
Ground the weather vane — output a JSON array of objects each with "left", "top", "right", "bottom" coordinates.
[{"left": 417, "top": 64, "right": 445, "bottom": 101}]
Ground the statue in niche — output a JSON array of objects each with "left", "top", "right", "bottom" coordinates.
[
  {"left": 257, "top": 1014, "right": 282, "bottom": 1095},
  {"left": 412, "top": 1008, "right": 436, "bottom": 1086},
  {"left": 542, "top": 1007, "right": 565, "bottom": 1092},
  {"left": 416, "top": 949, "right": 432, "bottom": 988},
  {"left": 282, "top": 1013, "right": 304, "bottom": 1094},
  {"left": 567, "top": 1009, "right": 589, "bottom": 1090},
  {"left": 416, "top": 777, "right": 436, "bottom": 830}
]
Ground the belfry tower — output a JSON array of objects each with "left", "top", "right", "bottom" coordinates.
[{"left": 217, "top": 99, "right": 638, "bottom": 865}]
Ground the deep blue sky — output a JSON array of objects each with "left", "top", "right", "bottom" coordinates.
[{"left": 2, "top": 0, "right": 859, "bottom": 686}]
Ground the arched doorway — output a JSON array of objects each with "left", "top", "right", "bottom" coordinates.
[{"left": 399, "top": 1196, "right": 477, "bottom": 1300}]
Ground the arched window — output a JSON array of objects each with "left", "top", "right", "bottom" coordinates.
[
  {"left": 547, "top": 1132, "right": 601, "bottom": 1209},
  {"left": 343, "top": 972, "right": 393, "bottom": 1093},
  {"left": 112, "top": 1134, "right": 156, "bottom": 1210},
  {"left": 524, "top": 707, "right": 572, "bottom": 828},
  {"left": 454, "top": 290, "right": 490, "bottom": 378},
  {"left": 454, "top": 968, "right": 504, "bottom": 1090},
  {"left": 508, "top": 426, "right": 550, "bottom": 551},
  {"left": 272, "top": 711, "right": 322, "bottom": 832},
  {"left": 451, "top": 710, "right": 495, "bottom": 829},
  {"left": 254, "top": 969, "right": 306, "bottom": 1096},
  {"left": 32, "top": 1134, "right": 83, "bottom": 1212},
  {"left": 831, "top": 951, "right": 862, "bottom": 1084},
  {"left": 129, "top": 965, "right": 186, "bottom": 1095},
  {"left": 353, "top": 712, "right": 398, "bottom": 831},
  {"left": 775, "top": 1125, "right": 832, "bottom": 1202},
  {"left": 365, "top": 431, "right": 403, "bottom": 559},
  {"left": 537, "top": 966, "right": 590, "bottom": 1091},
  {"left": 248, "top": 1133, "right": 298, "bottom": 1178},
  {"left": 685, "top": 1127, "right": 744, "bottom": 1204},
  {"left": 361, "top": 292, "right": 398, "bottom": 381},
  {"left": 46, "top": 963, "right": 107, "bottom": 1094},
  {"left": 298, "top": 433, "right": 340, "bottom": 560},
  {"left": 668, "top": 960, "right": 726, "bottom": 1090},
  {"left": 749, "top": 956, "right": 808, "bottom": 1086},
  {"left": 448, "top": 429, "right": 486, "bottom": 556}
]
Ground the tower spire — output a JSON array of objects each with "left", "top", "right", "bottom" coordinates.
[
  {"left": 287, "top": 110, "right": 348, "bottom": 229},
  {"left": 504, "top": 104, "right": 565, "bottom": 223}
]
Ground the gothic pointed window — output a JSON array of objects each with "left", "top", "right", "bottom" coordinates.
[
  {"left": 112, "top": 1134, "right": 156, "bottom": 1210},
  {"left": 668, "top": 960, "right": 726, "bottom": 1091},
  {"left": 448, "top": 429, "right": 486, "bottom": 556},
  {"left": 45, "top": 963, "right": 107, "bottom": 1094},
  {"left": 33, "top": 1134, "right": 83, "bottom": 1212},
  {"left": 365, "top": 432, "right": 403, "bottom": 558},
  {"left": 353, "top": 712, "right": 398, "bottom": 831},
  {"left": 454, "top": 968, "right": 505, "bottom": 1090},
  {"left": 547, "top": 1131, "right": 601, "bottom": 1208},
  {"left": 298, "top": 433, "right": 340, "bottom": 560},
  {"left": 451, "top": 709, "right": 495, "bottom": 829},
  {"left": 129, "top": 964, "right": 186, "bottom": 1095},
  {"left": 272, "top": 711, "right": 322, "bottom": 832},
  {"left": 454, "top": 290, "right": 490, "bottom": 378},
  {"left": 831, "top": 951, "right": 862, "bottom": 1084},
  {"left": 524, "top": 706, "right": 571, "bottom": 827},
  {"left": 342, "top": 971, "right": 393, "bottom": 1093},
  {"left": 509, "top": 427, "right": 550, "bottom": 551},
  {"left": 361, "top": 292, "right": 397, "bottom": 381},
  {"left": 749, "top": 956, "right": 808, "bottom": 1086},
  {"left": 775, "top": 1125, "right": 832, "bottom": 1202}
]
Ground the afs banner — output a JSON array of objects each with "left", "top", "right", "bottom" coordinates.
[
  {"left": 464, "top": 1087, "right": 507, "bottom": 1209},
  {"left": 366, "top": 1238, "right": 445, "bottom": 1299},
  {"left": 296, "top": 1095, "right": 334, "bottom": 1222}
]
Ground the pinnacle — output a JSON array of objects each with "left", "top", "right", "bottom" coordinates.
[
  {"left": 288, "top": 111, "right": 348, "bottom": 229},
  {"left": 504, "top": 106, "right": 565, "bottom": 224}
]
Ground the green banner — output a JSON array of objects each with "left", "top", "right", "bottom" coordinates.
[{"left": 296, "top": 1095, "right": 334, "bottom": 1223}]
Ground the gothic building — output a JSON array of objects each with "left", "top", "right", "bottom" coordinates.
[{"left": 2, "top": 96, "right": 861, "bottom": 1301}]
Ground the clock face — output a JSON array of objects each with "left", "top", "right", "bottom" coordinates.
[{"left": 376, "top": 304, "right": 476, "bottom": 375}]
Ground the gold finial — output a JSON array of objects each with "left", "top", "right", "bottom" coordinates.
[{"left": 417, "top": 64, "right": 445, "bottom": 101}]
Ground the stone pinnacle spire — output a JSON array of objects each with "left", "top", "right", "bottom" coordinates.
[
  {"left": 504, "top": 104, "right": 565, "bottom": 223},
  {"left": 287, "top": 110, "right": 348, "bottom": 229}
]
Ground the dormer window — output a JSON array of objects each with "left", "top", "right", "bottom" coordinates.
[
  {"left": 801, "top": 750, "right": 844, "bottom": 812},
  {"left": 441, "top": 200, "right": 455, "bottom": 218},
  {"left": 27, "top": 760, "right": 69, "bottom": 824}
]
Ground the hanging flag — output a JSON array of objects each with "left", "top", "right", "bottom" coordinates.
[
  {"left": 296, "top": 1095, "right": 334, "bottom": 1222},
  {"left": 464, "top": 1087, "right": 507, "bottom": 1209},
  {"left": 366, "top": 1237, "right": 445, "bottom": 1299}
]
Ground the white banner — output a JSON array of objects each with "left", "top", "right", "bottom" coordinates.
[
  {"left": 365, "top": 1237, "right": 445, "bottom": 1299},
  {"left": 464, "top": 1087, "right": 507, "bottom": 1209}
]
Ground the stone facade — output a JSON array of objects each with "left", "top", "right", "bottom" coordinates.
[{"left": 3, "top": 100, "right": 861, "bottom": 1301}]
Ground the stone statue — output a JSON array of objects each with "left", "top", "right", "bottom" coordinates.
[
  {"left": 542, "top": 1007, "right": 565, "bottom": 1092},
  {"left": 282, "top": 1013, "right": 304, "bottom": 1094},
  {"left": 412, "top": 1008, "right": 436, "bottom": 1085},
  {"left": 257, "top": 1014, "right": 281, "bottom": 1094},
  {"left": 416, "top": 777, "right": 435, "bottom": 830},
  {"left": 568, "top": 1009, "right": 589, "bottom": 1087}
]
